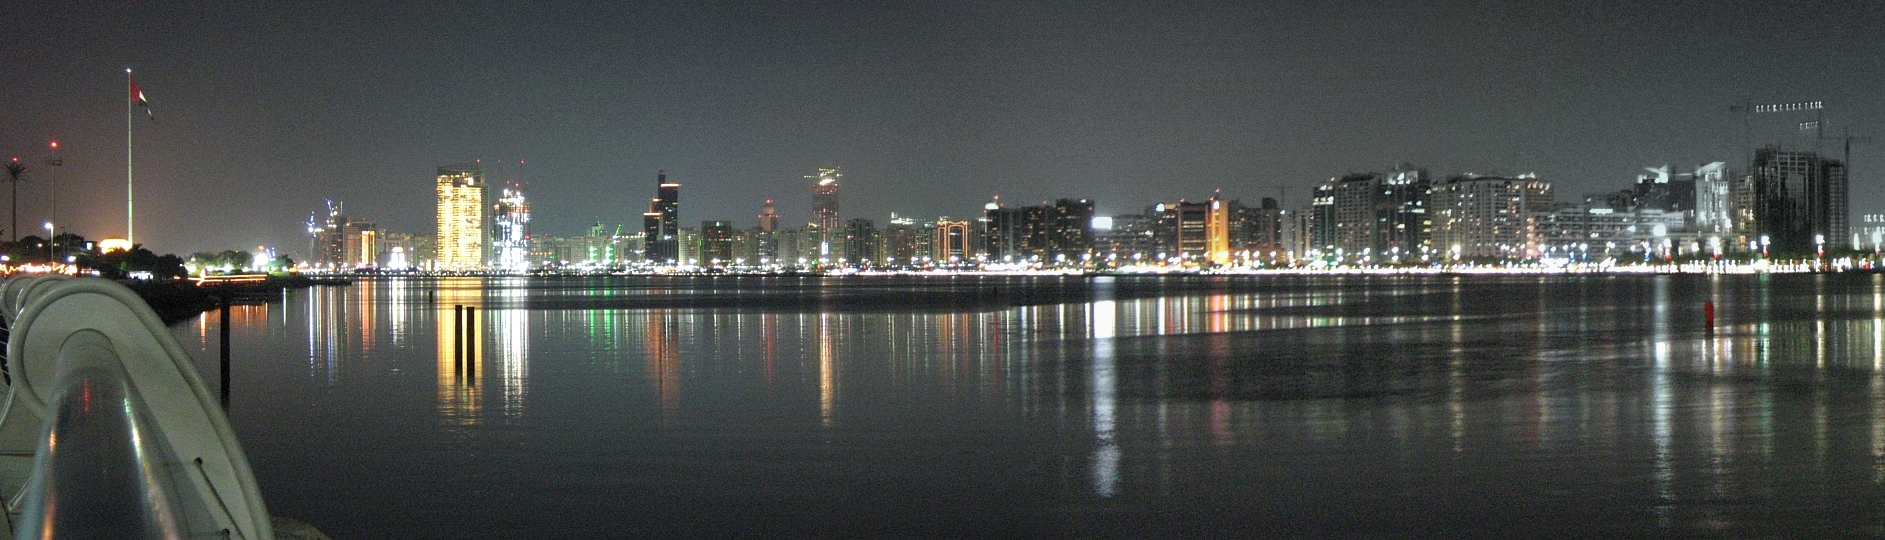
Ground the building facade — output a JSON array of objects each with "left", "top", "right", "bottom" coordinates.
[{"left": 435, "top": 164, "right": 488, "bottom": 271}]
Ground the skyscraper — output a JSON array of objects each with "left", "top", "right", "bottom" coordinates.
[
  {"left": 1751, "top": 147, "right": 1847, "bottom": 255},
  {"left": 435, "top": 164, "right": 487, "bottom": 271},
  {"left": 700, "top": 220, "right": 734, "bottom": 267},
  {"left": 758, "top": 199, "right": 780, "bottom": 232},
  {"left": 492, "top": 184, "right": 530, "bottom": 271},
  {"left": 1430, "top": 173, "right": 1553, "bottom": 260},
  {"left": 810, "top": 168, "right": 842, "bottom": 231},
  {"left": 643, "top": 171, "right": 681, "bottom": 264}
]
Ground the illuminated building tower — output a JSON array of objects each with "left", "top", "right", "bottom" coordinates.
[
  {"left": 492, "top": 184, "right": 531, "bottom": 271},
  {"left": 1049, "top": 198, "right": 1095, "bottom": 262},
  {"left": 307, "top": 199, "right": 345, "bottom": 269},
  {"left": 883, "top": 215, "right": 921, "bottom": 265},
  {"left": 700, "top": 220, "right": 734, "bottom": 267},
  {"left": 1153, "top": 201, "right": 1210, "bottom": 261},
  {"left": 1329, "top": 165, "right": 1432, "bottom": 263},
  {"left": 810, "top": 168, "right": 842, "bottom": 230},
  {"left": 1752, "top": 147, "right": 1847, "bottom": 255},
  {"left": 984, "top": 197, "right": 1025, "bottom": 261},
  {"left": 1692, "top": 162, "right": 1732, "bottom": 235},
  {"left": 642, "top": 203, "right": 663, "bottom": 263},
  {"left": 758, "top": 199, "right": 780, "bottom": 232},
  {"left": 1430, "top": 173, "right": 1553, "bottom": 260},
  {"left": 1205, "top": 197, "right": 1231, "bottom": 265},
  {"left": 809, "top": 168, "right": 842, "bottom": 259},
  {"left": 435, "top": 164, "right": 488, "bottom": 271},
  {"left": 933, "top": 220, "right": 970, "bottom": 263},
  {"left": 342, "top": 220, "right": 378, "bottom": 268},
  {"left": 644, "top": 171, "right": 681, "bottom": 264}
]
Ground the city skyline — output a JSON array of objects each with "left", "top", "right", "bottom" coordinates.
[{"left": 2, "top": 1, "right": 1884, "bottom": 253}]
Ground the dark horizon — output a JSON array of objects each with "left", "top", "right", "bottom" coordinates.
[{"left": 2, "top": 1, "right": 1882, "bottom": 256}]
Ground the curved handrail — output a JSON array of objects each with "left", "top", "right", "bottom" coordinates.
[{"left": 0, "top": 278, "right": 272, "bottom": 539}]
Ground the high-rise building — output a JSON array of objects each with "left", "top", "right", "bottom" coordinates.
[
  {"left": 700, "top": 220, "right": 735, "bottom": 267},
  {"left": 843, "top": 218, "right": 878, "bottom": 264},
  {"left": 810, "top": 168, "right": 842, "bottom": 256},
  {"left": 1328, "top": 165, "right": 1430, "bottom": 263},
  {"left": 1205, "top": 198, "right": 1232, "bottom": 264},
  {"left": 984, "top": 197, "right": 1026, "bottom": 262},
  {"left": 1049, "top": 199, "right": 1095, "bottom": 262},
  {"left": 342, "top": 220, "right": 378, "bottom": 269},
  {"left": 933, "top": 220, "right": 971, "bottom": 263},
  {"left": 435, "top": 164, "right": 488, "bottom": 271},
  {"left": 643, "top": 171, "right": 681, "bottom": 264},
  {"left": 1430, "top": 173, "right": 1553, "bottom": 260},
  {"left": 1693, "top": 162, "right": 1732, "bottom": 235},
  {"left": 883, "top": 215, "right": 921, "bottom": 265},
  {"left": 307, "top": 199, "right": 345, "bottom": 268},
  {"left": 492, "top": 184, "right": 531, "bottom": 271},
  {"left": 1751, "top": 147, "right": 1848, "bottom": 255},
  {"left": 1233, "top": 197, "right": 1286, "bottom": 253},
  {"left": 758, "top": 199, "right": 780, "bottom": 232}
]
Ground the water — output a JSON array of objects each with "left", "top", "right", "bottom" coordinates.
[{"left": 169, "top": 274, "right": 1885, "bottom": 538}]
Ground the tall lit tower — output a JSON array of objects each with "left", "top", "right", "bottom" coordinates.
[
  {"left": 758, "top": 199, "right": 780, "bottom": 232},
  {"left": 643, "top": 170, "right": 681, "bottom": 264},
  {"left": 810, "top": 168, "right": 842, "bottom": 230},
  {"left": 435, "top": 164, "right": 487, "bottom": 271},
  {"left": 809, "top": 168, "right": 841, "bottom": 261},
  {"left": 492, "top": 183, "right": 531, "bottom": 271}
]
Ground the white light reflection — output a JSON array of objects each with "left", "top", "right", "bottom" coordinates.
[{"left": 1090, "top": 300, "right": 1119, "bottom": 497}]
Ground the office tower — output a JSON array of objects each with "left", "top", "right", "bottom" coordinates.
[
  {"left": 883, "top": 215, "right": 921, "bottom": 265},
  {"left": 1095, "top": 214, "right": 1155, "bottom": 260},
  {"left": 643, "top": 171, "right": 681, "bottom": 264},
  {"left": 758, "top": 199, "right": 780, "bottom": 232},
  {"left": 1234, "top": 197, "right": 1286, "bottom": 253},
  {"left": 1309, "top": 181, "right": 1336, "bottom": 254},
  {"left": 435, "top": 164, "right": 488, "bottom": 271},
  {"left": 676, "top": 227, "right": 699, "bottom": 264},
  {"left": 1752, "top": 147, "right": 1848, "bottom": 255},
  {"left": 984, "top": 198, "right": 1024, "bottom": 261},
  {"left": 1205, "top": 198, "right": 1232, "bottom": 264},
  {"left": 843, "top": 218, "right": 879, "bottom": 264},
  {"left": 1692, "top": 162, "right": 1732, "bottom": 234},
  {"left": 1380, "top": 164, "right": 1432, "bottom": 258},
  {"left": 700, "top": 220, "right": 734, "bottom": 267},
  {"left": 1329, "top": 165, "right": 1430, "bottom": 263},
  {"left": 933, "top": 220, "right": 971, "bottom": 263},
  {"left": 308, "top": 199, "right": 345, "bottom": 268},
  {"left": 341, "top": 220, "right": 378, "bottom": 268},
  {"left": 1049, "top": 199, "right": 1095, "bottom": 262},
  {"left": 810, "top": 168, "right": 842, "bottom": 235},
  {"left": 492, "top": 184, "right": 531, "bottom": 271},
  {"left": 1430, "top": 173, "right": 1553, "bottom": 260}
]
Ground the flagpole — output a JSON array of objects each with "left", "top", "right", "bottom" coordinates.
[{"left": 125, "top": 67, "right": 134, "bottom": 246}]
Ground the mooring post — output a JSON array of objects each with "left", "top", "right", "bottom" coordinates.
[
  {"left": 454, "top": 305, "right": 464, "bottom": 373},
  {"left": 219, "top": 295, "right": 231, "bottom": 411},
  {"left": 467, "top": 306, "right": 477, "bottom": 385}
]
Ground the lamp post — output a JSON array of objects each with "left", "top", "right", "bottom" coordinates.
[
  {"left": 46, "top": 141, "right": 60, "bottom": 260},
  {"left": 42, "top": 222, "right": 51, "bottom": 262}
]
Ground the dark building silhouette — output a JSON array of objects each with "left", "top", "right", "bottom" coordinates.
[
  {"left": 1752, "top": 147, "right": 1848, "bottom": 255},
  {"left": 643, "top": 171, "right": 681, "bottom": 264}
]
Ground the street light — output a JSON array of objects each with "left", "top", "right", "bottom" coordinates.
[{"left": 42, "top": 222, "right": 52, "bottom": 261}]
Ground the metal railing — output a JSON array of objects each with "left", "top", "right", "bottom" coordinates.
[{"left": 0, "top": 276, "right": 272, "bottom": 540}]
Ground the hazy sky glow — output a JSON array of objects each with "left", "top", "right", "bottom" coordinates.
[{"left": 2, "top": 1, "right": 1882, "bottom": 255}]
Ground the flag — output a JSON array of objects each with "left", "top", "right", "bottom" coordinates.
[{"left": 130, "top": 77, "right": 154, "bottom": 121}]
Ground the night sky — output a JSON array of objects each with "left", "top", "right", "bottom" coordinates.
[{"left": 2, "top": 1, "right": 1882, "bottom": 256}]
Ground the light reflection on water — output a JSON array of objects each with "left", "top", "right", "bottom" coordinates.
[{"left": 176, "top": 274, "right": 1885, "bottom": 538}]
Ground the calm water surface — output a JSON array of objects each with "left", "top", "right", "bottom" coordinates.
[{"left": 170, "top": 274, "right": 1885, "bottom": 538}]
